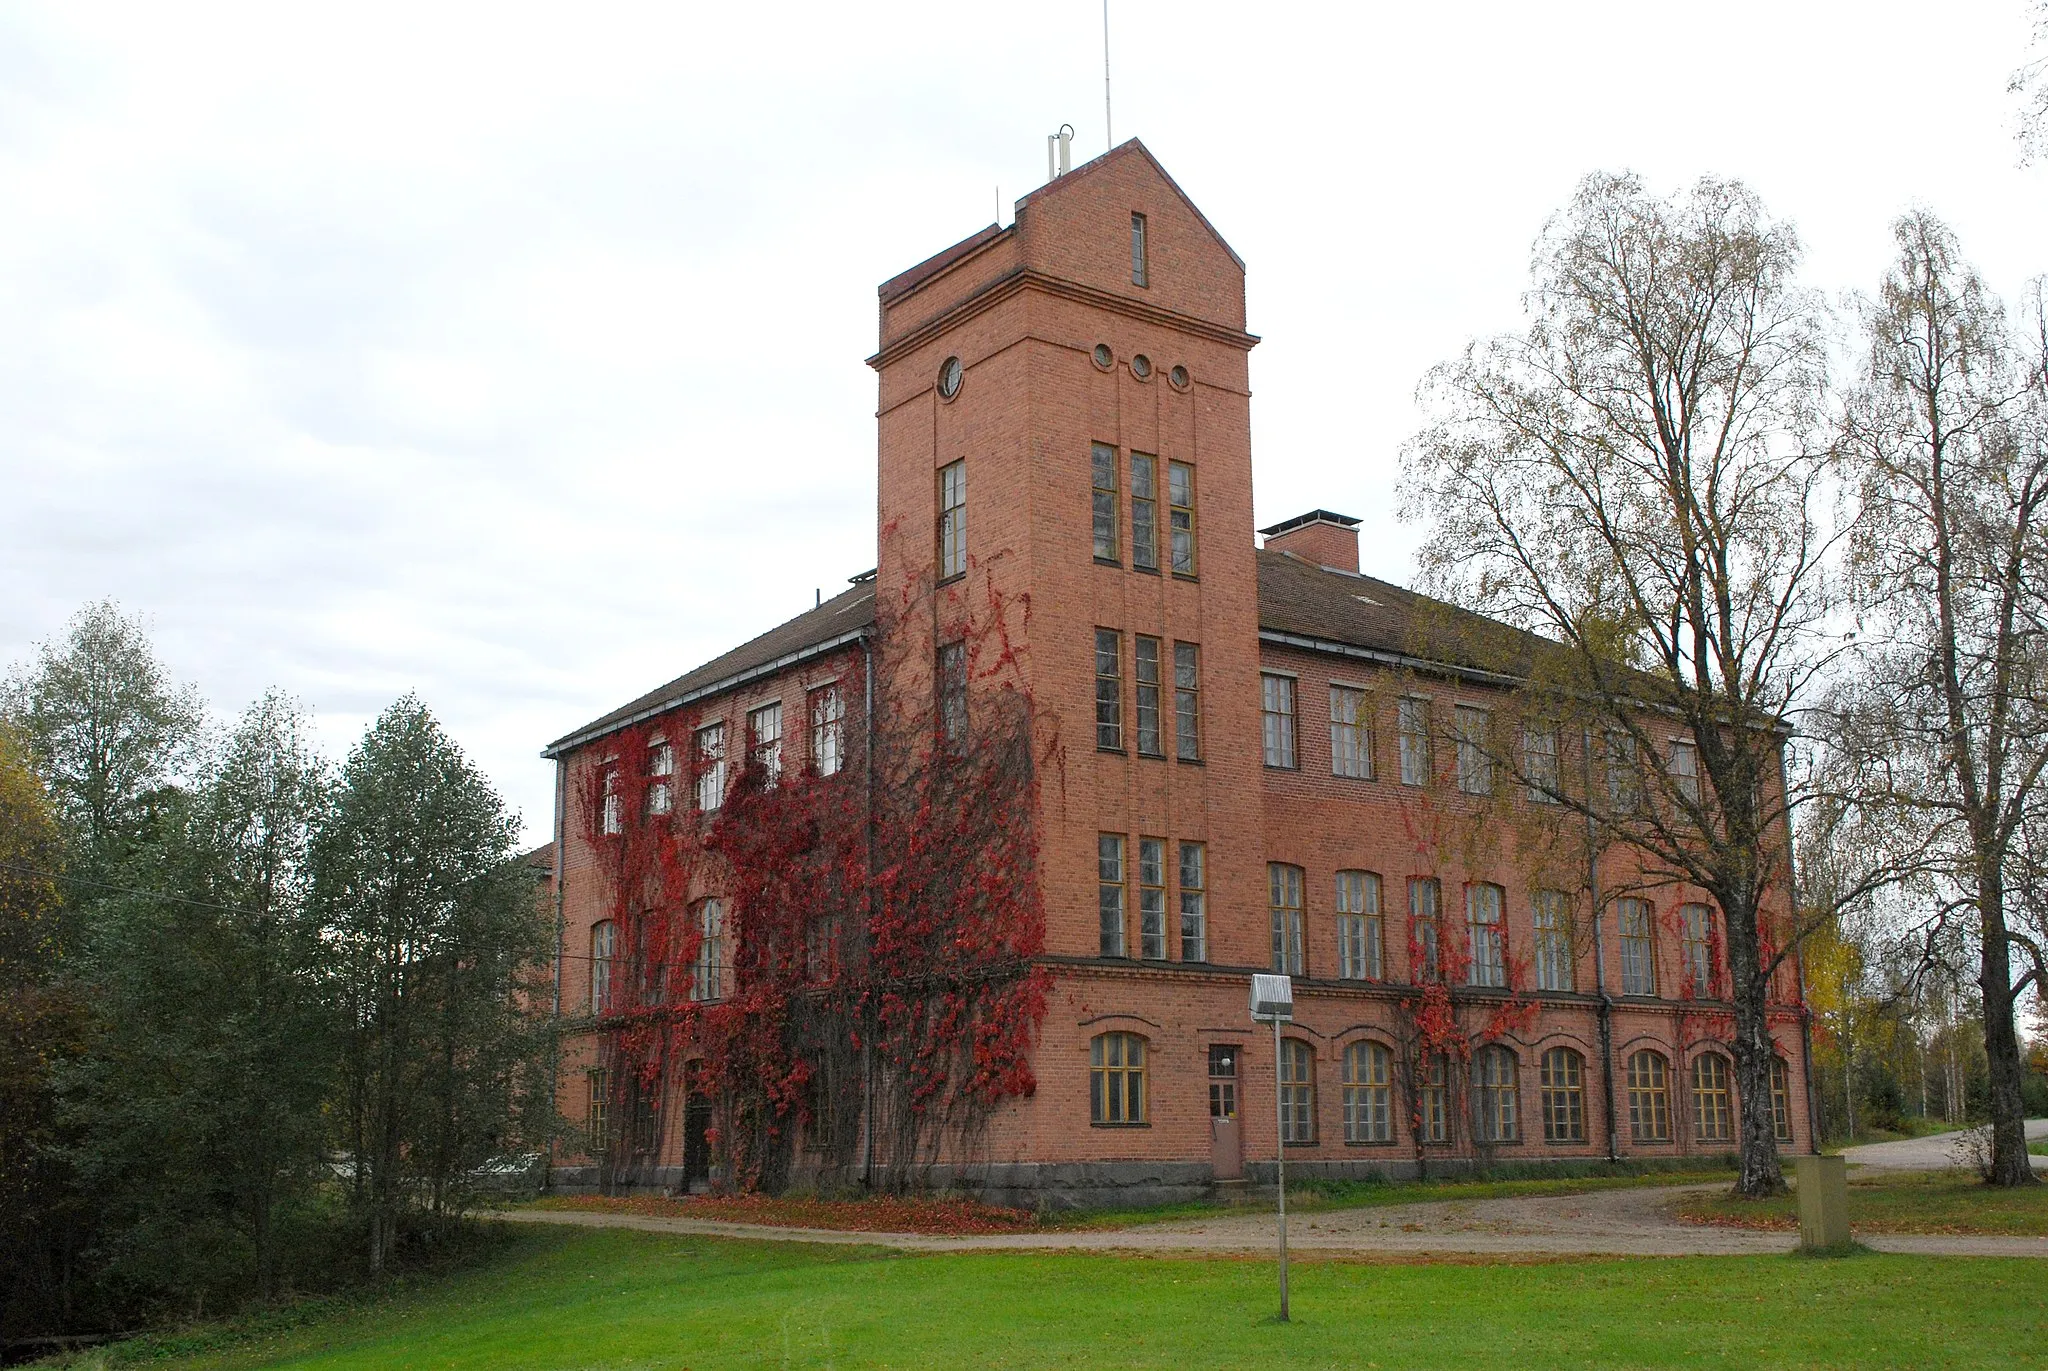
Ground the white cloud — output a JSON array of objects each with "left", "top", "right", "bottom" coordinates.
[{"left": 3, "top": 0, "right": 2044, "bottom": 842}]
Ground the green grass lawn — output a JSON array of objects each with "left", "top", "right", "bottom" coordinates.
[
  {"left": 1677, "top": 1169, "right": 2048, "bottom": 1235},
  {"left": 2029, "top": 1138, "right": 2047, "bottom": 1158},
  {"left": 72, "top": 1226, "right": 2048, "bottom": 1371}
]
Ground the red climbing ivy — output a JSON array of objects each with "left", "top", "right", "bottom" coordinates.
[{"left": 577, "top": 564, "right": 1052, "bottom": 1194}]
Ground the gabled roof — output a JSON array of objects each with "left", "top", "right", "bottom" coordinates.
[
  {"left": 1015, "top": 139, "right": 1244, "bottom": 271},
  {"left": 543, "top": 581, "right": 877, "bottom": 758},
  {"left": 1254, "top": 548, "right": 1549, "bottom": 682}
]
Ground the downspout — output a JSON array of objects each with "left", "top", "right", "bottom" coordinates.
[
  {"left": 547, "top": 755, "right": 569, "bottom": 1183},
  {"left": 859, "top": 634, "right": 878, "bottom": 1189},
  {"left": 1586, "top": 726, "right": 1619, "bottom": 1163}
]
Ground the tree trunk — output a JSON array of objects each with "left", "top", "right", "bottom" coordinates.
[
  {"left": 1979, "top": 881, "right": 2037, "bottom": 1186},
  {"left": 1722, "top": 896, "right": 1786, "bottom": 1198}
]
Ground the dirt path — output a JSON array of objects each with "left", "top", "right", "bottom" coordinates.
[
  {"left": 501, "top": 1183, "right": 2048, "bottom": 1260},
  {"left": 1840, "top": 1118, "right": 2047, "bottom": 1172}
]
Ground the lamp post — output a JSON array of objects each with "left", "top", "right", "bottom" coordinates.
[{"left": 1249, "top": 973, "right": 1294, "bottom": 1322}]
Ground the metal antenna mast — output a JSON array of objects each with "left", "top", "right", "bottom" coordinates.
[{"left": 1103, "top": 0, "right": 1113, "bottom": 147}]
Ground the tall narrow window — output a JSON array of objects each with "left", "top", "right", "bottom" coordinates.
[
  {"left": 1094, "top": 630, "right": 1123, "bottom": 751},
  {"left": 1279, "top": 1039, "right": 1316, "bottom": 1143},
  {"left": 1627, "top": 1050, "right": 1671, "bottom": 1142},
  {"left": 1134, "top": 635, "right": 1163, "bottom": 756},
  {"left": 1532, "top": 889, "right": 1574, "bottom": 992},
  {"left": 590, "top": 920, "right": 616, "bottom": 1015},
  {"left": 1342, "top": 1041, "right": 1392, "bottom": 1143},
  {"left": 587, "top": 1069, "right": 610, "bottom": 1153},
  {"left": 1522, "top": 724, "right": 1561, "bottom": 803},
  {"left": 1455, "top": 706, "right": 1493, "bottom": 794},
  {"left": 1137, "top": 837, "right": 1167, "bottom": 961},
  {"left": 1336, "top": 870, "right": 1383, "bottom": 980},
  {"left": 1091, "top": 443, "right": 1120, "bottom": 562},
  {"left": 600, "top": 762, "right": 622, "bottom": 834},
  {"left": 1330, "top": 685, "right": 1375, "bottom": 779},
  {"left": 747, "top": 702, "right": 782, "bottom": 782},
  {"left": 1269, "top": 862, "right": 1306, "bottom": 975},
  {"left": 808, "top": 685, "right": 843, "bottom": 777},
  {"left": 1398, "top": 696, "right": 1431, "bottom": 786},
  {"left": 937, "top": 459, "right": 967, "bottom": 581},
  {"left": 1090, "top": 1032, "right": 1146, "bottom": 1124},
  {"left": 1669, "top": 739, "right": 1700, "bottom": 804},
  {"left": 1618, "top": 897, "right": 1657, "bottom": 996},
  {"left": 1098, "top": 834, "right": 1126, "bottom": 957},
  {"left": 1409, "top": 876, "right": 1441, "bottom": 981},
  {"left": 1130, "top": 211, "right": 1148, "bottom": 287},
  {"left": 1168, "top": 460, "right": 1197, "bottom": 575},
  {"left": 1178, "top": 841, "right": 1207, "bottom": 962},
  {"left": 1540, "top": 1047, "right": 1586, "bottom": 1143},
  {"left": 1261, "top": 674, "right": 1298, "bottom": 768},
  {"left": 1173, "top": 642, "right": 1201, "bottom": 760},
  {"left": 1129, "top": 453, "right": 1159, "bottom": 571},
  {"left": 938, "top": 642, "right": 968, "bottom": 749},
  {"left": 690, "top": 899, "right": 726, "bottom": 1003},
  {"left": 1769, "top": 1057, "right": 1794, "bottom": 1143},
  {"left": 1693, "top": 1054, "right": 1733, "bottom": 1143},
  {"left": 1606, "top": 731, "right": 1640, "bottom": 813},
  {"left": 647, "top": 740, "right": 674, "bottom": 816},
  {"left": 1419, "top": 1054, "right": 1449, "bottom": 1143},
  {"left": 1679, "top": 903, "right": 1716, "bottom": 996},
  {"left": 1467, "top": 882, "right": 1506, "bottom": 988},
  {"left": 1473, "top": 1045, "right": 1519, "bottom": 1143},
  {"left": 693, "top": 724, "right": 726, "bottom": 812}
]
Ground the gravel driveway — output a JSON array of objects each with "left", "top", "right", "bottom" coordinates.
[
  {"left": 504, "top": 1175, "right": 2048, "bottom": 1261},
  {"left": 1839, "top": 1118, "right": 2047, "bottom": 1172}
]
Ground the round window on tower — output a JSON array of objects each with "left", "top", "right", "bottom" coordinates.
[
  {"left": 1130, "top": 353, "right": 1153, "bottom": 381},
  {"left": 1169, "top": 365, "right": 1190, "bottom": 391},
  {"left": 937, "top": 355, "right": 964, "bottom": 400},
  {"left": 1093, "top": 343, "right": 1114, "bottom": 371}
]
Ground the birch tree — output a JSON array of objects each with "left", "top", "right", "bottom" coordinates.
[
  {"left": 1835, "top": 212, "right": 2047, "bottom": 1187},
  {"left": 1402, "top": 172, "right": 1852, "bottom": 1199}
]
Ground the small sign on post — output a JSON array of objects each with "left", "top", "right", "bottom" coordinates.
[{"left": 1249, "top": 974, "right": 1294, "bottom": 1322}]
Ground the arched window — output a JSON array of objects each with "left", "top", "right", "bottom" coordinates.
[
  {"left": 1280, "top": 1039, "right": 1317, "bottom": 1143},
  {"left": 1769, "top": 1057, "right": 1795, "bottom": 1143},
  {"left": 1090, "top": 1032, "right": 1146, "bottom": 1125},
  {"left": 1341, "top": 1041, "right": 1391, "bottom": 1143},
  {"left": 1540, "top": 1047, "right": 1585, "bottom": 1143},
  {"left": 1269, "top": 864, "right": 1306, "bottom": 975},
  {"left": 590, "top": 920, "right": 616, "bottom": 1015},
  {"left": 1467, "top": 883, "right": 1507, "bottom": 987},
  {"left": 1627, "top": 1050, "right": 1671, "bottom": 1142},
  {"left": 1692, "top": 1053, "right": 1734, "bottom": 1143},
  {"left": 1336, "top": 871, "right": 1383, "bottom": 980},
  {"left": 1473, "top": 1045, "right": 1518, "bottom": 1142}
]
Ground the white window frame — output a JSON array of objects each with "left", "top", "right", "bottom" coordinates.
[
  {"left": 694, "top": 723, "right": 727, "bottom": 812},
  {"left": 1336, "top": 870, "right": 1382, "bottom": 980}
]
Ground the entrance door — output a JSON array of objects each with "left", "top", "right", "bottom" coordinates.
[
  {"left": 1209, "top": 1044, "right": 1243, "bottom": 1180},
  {"left": 682, "top": 1093, "right": 712, "bottom": 1190}
]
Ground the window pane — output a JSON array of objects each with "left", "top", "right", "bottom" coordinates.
[
  {"left": 1134, "top": 636, "right": 1163, "bottom": 756},
  {"left": 1138, "top": 837, "right": 1166, "bottom": 960},
  {"left": 1098, "top": 834, "right": 1125, "bottom": 957},
  {"left": 1174, "top": 642, "right": 1201, "bottom": 760},
  {"left": 1094, "top": 630, "right": 1122, "bottom": 750},
  {"left": 1178, "top": 841, "right": 1206, "bottom": 962},
  {"left": 1168, "top": 461, "right": 1196, "bottom": 575},
  {"left": 1398, "top": 697, "right": 1430, "bottom": 785},
  {"left": 1262, "top": 675, "right": 1297, "bottom": 768},
  {"left": 1091, "top": 443, "right": 1119, "bottom": 561},
  {"left": 1130, "top": 454, "right": 1158, "bottom": 571}
]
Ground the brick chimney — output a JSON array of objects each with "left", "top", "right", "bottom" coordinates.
[{"left": 1259, "top": 510, "right": 1362, "bottom": 573}]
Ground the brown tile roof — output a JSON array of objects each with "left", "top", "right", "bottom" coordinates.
[
  {"left": 878, "top": 222, "right": 1009, "bottom": 305},
  {"left": 543, "top": 580, "right": 877, "bottom": 757},
  {"left": 1255, "top": 547, "right": 1548, "bottom": 680}
]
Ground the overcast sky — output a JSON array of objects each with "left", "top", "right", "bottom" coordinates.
[{"left": 4, "top": 1, "right": 2044, "bottom": 846}]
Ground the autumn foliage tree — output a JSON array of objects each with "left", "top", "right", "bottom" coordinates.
[{"left": 580, "top": 578, "right": 1049, "bottom": 1195}]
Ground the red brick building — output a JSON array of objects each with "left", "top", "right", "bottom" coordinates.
[{"left": 541, "top": 141, "right": 1814, "bottom": 1204}]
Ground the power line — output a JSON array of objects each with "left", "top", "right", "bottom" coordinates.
[{"left": 0, "top": 859, "right": 275, "bottom": 919}]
